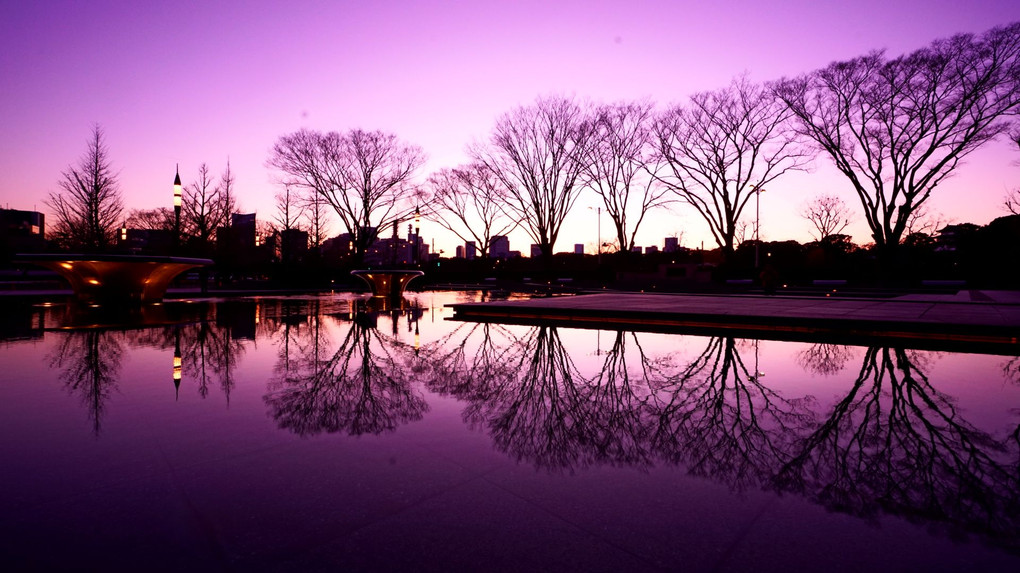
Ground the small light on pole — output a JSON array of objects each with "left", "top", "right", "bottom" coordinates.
[{"left": 753, "top": 186, "right": 766, "bottom": 269}]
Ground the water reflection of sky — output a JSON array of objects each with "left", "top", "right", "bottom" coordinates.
[{"left": 1, "top": 291, "right": 1018, "bottom": 570}]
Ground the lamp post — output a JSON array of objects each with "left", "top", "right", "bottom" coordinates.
[
  {"left": 173, "top": 165, "right": 183, "bottom": 251},
  {"left": 588, "top": 206, "right": 601, "bottom": 264},
  {"left": 753, "top": 186, "right": 765, "bottom": 268},
  {"left": 414, "top": 205, "right": 421, "bottom": 266}
]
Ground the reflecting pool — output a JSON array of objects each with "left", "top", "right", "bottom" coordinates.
[{"left": 1, "top": 292, "right": 1019, "bottom": 571}]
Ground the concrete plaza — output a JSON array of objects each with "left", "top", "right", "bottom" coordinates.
[{"left": 449, "top": 290, "right": 1020, "bottom": 353}]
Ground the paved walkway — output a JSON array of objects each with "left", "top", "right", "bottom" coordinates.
[{"left": 449, "top": 290, "right": 1020, "bottom": 352}]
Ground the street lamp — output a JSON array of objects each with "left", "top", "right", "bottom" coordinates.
[
  {"left": 173, "top": 165, "right": 183, "bottom": 249},
  {"left": 588, "top": 206, "right": 602, "bottom": 264},
  {"left": 414, "top": 205, "right": 421, "bottom": 265},
  {"left": 752, "top": 186, "right": 766, "bottom": 268}
]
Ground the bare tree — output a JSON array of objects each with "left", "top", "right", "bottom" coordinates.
[
  {"left": 45, "top": 124, "right": 124, "bottom": 251},
  {"left": 775, "top": 23, "right": 1020, "bottom": 257},
  {"left": 273, "top": 186, "right": 305, "bottom": 233},
  {"left": 182, "top": 163, "right": 231, "bottom": 250},
  {"left": 125, "top": 207, "right": 175, "bottom": 232},
  {"left": 582, "top": 100, "right": 671, "bottom": 252},
  {"left": 301, "top": 188, "right": 330, "bottom": 254},
  {"left": 218, "top": 158, "right": 238, "bottom": 220},
  {"left": 801, "top": 194, "right": 853, "bottom": 241},
  {"left": 269, "top": 128, "right": 426, "bottom": 264},
  {"left": 426, "top": 163, "right": 517, "bottom": 258},
  {"left": 1006, "top": 189, "right": 1020, "bottom": 215},
  {"left": 1007, "top": 127, "right": 1020, "bottom": 214},
  {"left": 471, "top": 96, "right": 594, "bottom": 260},
  {"left": 652, "top": 76, "right": 810, "bottom": 256},
  {"left": 904, "top": 203, "right": 953, "bottom": 237}
]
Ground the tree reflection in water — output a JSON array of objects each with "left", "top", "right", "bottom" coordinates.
[
  {"left": 36, "top": 297, "right": 1020, "bottom": 551},
  {"left": 773, "top": 346, "right": 1020, "bottom": 550},
  {"left": 796, "top": 342, "right": 856, "bottom": 376},
  {"left": 426, "top": 322, "right": 1020, "bottom": 550},
  {"left": 647, "top": 337, "right": 817, "bottom": 491},
  {"left": 48, "top": 330, "right": 125, "bottom": 436},
  {"left": 469, "top": 326, "right": 591, "bottom": 471},
  {"left": 264, "top": 303, "right": 428, "bottom": 437},
  {"left": 126, "top": 302, "right": 247, "bottom": 402},
  {"left": 428, "top": 325, "right": 655, "bottom": 471}
]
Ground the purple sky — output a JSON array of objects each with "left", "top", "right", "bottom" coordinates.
[{"left": 3, "top": 0, "right": 1019, "bottom": 254}]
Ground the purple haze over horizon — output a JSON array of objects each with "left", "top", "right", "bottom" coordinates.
[{"left": 2, "top": 0, "right": 1019, "bottom": 254}]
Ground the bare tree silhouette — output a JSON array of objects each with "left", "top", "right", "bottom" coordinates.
[
  {"left": 652, "top": 76, "right": 810, "bottom": 257},
  {"left": 776, "top": 23, "right": 1020, "bottom": 257},
  {"left": 800, "top": 194, "right": 853, "bottom": 241},
  {"left": 426, "top": 163, "right": 518, "bottom": 259},
  {"left": 269, "top": 129, "right": 426, "bottom": 265},
  {"left": 581, "top": 100, "right": 671, "bottom": 253},
  {"left": 471, "top": 96, "right": 594, "bottom": 261},
  {"left": 45, "top": 124, "right": 124, "bottom": 251}
]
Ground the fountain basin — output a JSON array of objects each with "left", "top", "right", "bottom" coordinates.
[
  {"left": 14, "top": 253, "right": 213, "bottom": 304},
  {"left": 351, "top": 269, "right": 423, "bottom": 299}
]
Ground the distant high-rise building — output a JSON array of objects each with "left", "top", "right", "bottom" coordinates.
[
  {"left": 645, "top": 245, "right": 659, "bottom": 255},
  {"left": 664, "top": 237, "right": 679, "bottom": 253},
  {"left": 631, "top": 246, "right": 643, "bottom": 254},
  {"left": 574, "top": 243, "right": 584, "bottom": 255},
  {"left": 455, "top": 245, "right": 464, "bottom": 259},
  {"left": 279, "top": 228, "right": 309, "bottom": 261},
  {"left": 231, "top": 213, "right": 257, "bottom": 249},
  {"left": 465, "top": 241, "right": 476, "bottom": 260},
  {"left": 489, "top": 235, "right": 510, "bottom": 259}
]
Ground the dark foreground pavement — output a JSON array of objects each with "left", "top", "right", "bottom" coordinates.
[{"left": 449, "top": 290, "right": 1020, "bottom": 353}]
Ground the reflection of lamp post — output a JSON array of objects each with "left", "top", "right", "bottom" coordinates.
[
  {"left": 752, "top": 186, "right": 765, "bottom": 268},
  {"left": 173, "top": 330, "right": 182, "bottom": 400},
  {"left": 173, "top": 165, "right": 183, "bottom": 251},
  {"left": 751, "top": 339, "right": 765, "bottom": 382}
]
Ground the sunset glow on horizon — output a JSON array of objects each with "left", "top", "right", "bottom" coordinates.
[{"left": 3, "top": 0, "right": 1019, "bottom": 255}]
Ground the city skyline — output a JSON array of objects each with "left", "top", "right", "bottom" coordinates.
[{"left": 3, "top": 0, "right": 1019, "bottom": 256}]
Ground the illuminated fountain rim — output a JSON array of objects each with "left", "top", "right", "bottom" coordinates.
[
  {"left": 350, "top": 269, "right": 423, "bottom": 298},
  {"left": 14, "top": 253, "right": 214, "bottom": 304}
]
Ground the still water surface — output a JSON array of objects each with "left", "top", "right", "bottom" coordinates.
[{"left": 1, "top": 291, "right": 1018, "bottom": 571}]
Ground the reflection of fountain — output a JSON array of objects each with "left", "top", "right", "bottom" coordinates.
[{"left": 15, "top": 253, "right": 212, "bottom": 303}]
